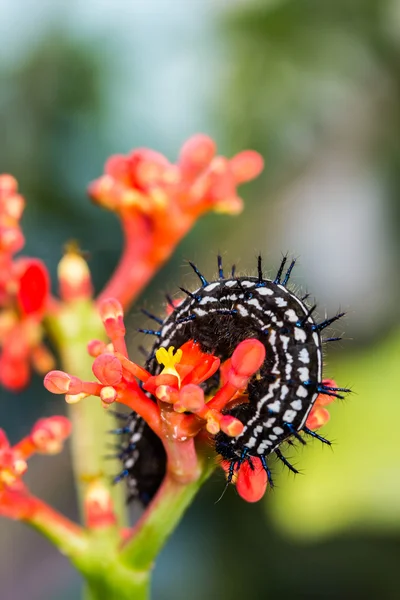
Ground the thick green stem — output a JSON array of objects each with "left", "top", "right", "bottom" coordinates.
[
  {"left": 45, "top": 300, "right": 128, "bottom": 526},
  {"left": 121, "top": 450, "right": 216, "bottom": 571}
]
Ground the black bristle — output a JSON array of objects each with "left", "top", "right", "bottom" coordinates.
[
  {"left": 218, "top": 255, "right": 224, "bottom": 279},
  {"left": 177, "top": 314, "right": 196, "bottom": 324},
  {"left": 179, "top": 286, "right": 198, "bottom": 301},
  {"left": 188, "top": 261, "right": 208, "bottom": 287},
  {"left": 165, "top": 294, "right": 175, "bottom": 308},
  {"left": 261, "top": 455, "right": 274, "bottom": 488},
  {"left": 141, "top": 308, "right": 163, "bottom": 325},
  {"left": 296, "top": 304, "right": 317, "bottom": 327},
  {"left": 138, "top": 328, "right": 161, "bottom": 337},
  {"left": 275, "top": 448, "right": 299, "bottom": 474},
  {"left": 257, "top": 255, "right": 263, "bottom": 283},
  {"left": 313, "top": 312, "right": 345, "bottom": 332},
  {"left": 274, "top": 254, "right": 288, "bottom": 284},
  {"left": 302, "top": 427, "right": 331, "bottom": 446},
  {"left": 282, "top": 259, "right": 296, "bottom": 287}
]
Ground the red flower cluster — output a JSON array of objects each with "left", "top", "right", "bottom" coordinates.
[
  {"left": 0, "top": 416, "right": 71, "bottom": 519},
  {"left": 90, "top": 135, "right": 264, "bottom": 308},
  {"left": 0, "top": 175, "right": 53, "bottom": 390}
]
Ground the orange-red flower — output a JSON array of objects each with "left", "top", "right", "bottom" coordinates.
[
  {"left": 0, "top": 175, "right": 53, "bottom": 391},
  {"left": 90, "top": 135, "right": 264, "bottom": 308},
  {"left": 0, "top": 416, "right": 71, "bottom": 519}
]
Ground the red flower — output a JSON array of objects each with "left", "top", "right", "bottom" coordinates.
[
  {"left": 0, "top": 417, "right": 71, "bottom": 519},
  {"left": 0, "top": 175, "right": 53, "bottom": 391},
  {"left": 89, "top": 135, "right": 264, "bottom": 308}
]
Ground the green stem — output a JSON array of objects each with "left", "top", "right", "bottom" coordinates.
[
  {"left": 121, "top": 451, "right": 216, "bottom": 571},
  {"left": 45, "top": 300, "right": 128, "bottom": 526}
]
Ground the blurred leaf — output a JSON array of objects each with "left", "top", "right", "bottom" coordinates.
[{"left": 268, "top": 329, "right": 400, "bottom": 538}]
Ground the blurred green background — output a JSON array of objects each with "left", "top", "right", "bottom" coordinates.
[{"left": 1, "top": 0, "right": 400, "bottom": 598}]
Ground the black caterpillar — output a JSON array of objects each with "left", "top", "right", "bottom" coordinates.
[{"left": 113, "top": 256, "right": 348, "bottom": 504}]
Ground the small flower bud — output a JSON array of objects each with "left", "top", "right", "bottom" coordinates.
[
  {"left": 92, "top": 353, "right": 123, "bottom": 386},
  {"left": 44, "top": 371, "right": 73, "bottom": 394},
  {"left": 99, "top": 297, "right": 125, "bottom": 338},
  {"left": 220, "top": 415, "right": 244, "bottom": 437},
  {"left": 58, "top": 248, "right": 93, "bottom": 302},
  {"left": 306, "top": 407, "right": 330, "bottom": 430},
  {"left": 229, "top": 150, "right": 264, "bottom": 183},
  {"left": 87, "top": 339, "right": 107, "bottom": 357},
  {"left": 100, "top": 386, "right": 118, "bottom": 406},
  {"left": 84, "top": 480, "right": 117, "bottom": 530},
  {"left": 174, "top": 384, "right": 205, "bottom": 413}
]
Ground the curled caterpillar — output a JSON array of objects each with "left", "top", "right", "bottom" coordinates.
[{"left": 115, "top": 255, "right": 348, "bottom": 504}]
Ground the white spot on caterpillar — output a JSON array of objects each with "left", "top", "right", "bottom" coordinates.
[
  {"left": 247, "top": 437, "right": 256, "bottom": 449},
  {"left": 225, "top": 280, "right": 237, "bottom": 287},
  {"left": 299, "top": 348, "right": 310, "bottom": 363},
  {"left": 247, "top": 298, "right": 262, "bottom": 310},
  {"left": 256, "top": 286, "right": 273, "bottom": 296},
  {"left": 204, "top": 282, "right": 220, "bottom": 292},
  {"left": 242, "top": 280, "right": 255, "bottom": 287},
  {"left": 269, "top": 434, "right": 278, "bottom": 441},
  {"left": 255, "top": 425, "right": 263, "bottom": 434},
  {"left": 226, "top": 294, "right": 238, "bottom": 301},
  {"left": 193, "top": 308, "right": 207, "bottom": 317},
  {"left": 268, "top": 400, "right": 281, "bottom": 412},
  {"left": 161, "top": 323, "right": 174, "bottom": 337},
  {"left": 130, "top": 432, "right": 142, "bottom": 443},
  {"left": 237, "top": 305, "right": 249, "bottom": 317},
  {"left": 273, "top": 426, "right": 284, "bottom": 435},
  {"left": 275, "top": 297, "right": 287, "bottom": 308},
  {"left": 283, "top": 409, "right": 297, "bottom": 423},
  {"left": 294, "top": 328, "right": 307, "bottom": 343},
  {"left": 125, "top": 457, "right": 135, "bottom": 468},
  {"left": 298, "top": 367, "right": 310, "bottom": 382},
  {"left": 296, "top": 386, "right": 308, "bottom": 398},
  {"left": 200, "top": 296, "right": 218, "bottom": 305},
  {"left": 265, "top": 417, "right": 276, "bottom": 428},
  {"left": 280, "top": 335, "right": 290, "bottom": 352},
  {"left": 285, "top": 309, "right": 298, "bottom": 322},
  {"left": 291, "top": 399, "right": 302, "bottom": 410},
  {"left": 280, "top": 385, "right": 289, "bottom": 400}
]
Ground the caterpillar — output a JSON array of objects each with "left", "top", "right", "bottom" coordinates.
[{"left": 114, "top": 255, "right": 348, "bottom": 504}]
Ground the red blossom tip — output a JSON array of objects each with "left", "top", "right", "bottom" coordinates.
[
  {"left": 31, "top": 416, "right": 72, "bottom": 454},
  {"left": 220, "top": 415, "right": 244, "bottom": 437},
  {"left": 174, "top": 384, "right": 205, "bottom": 413},
  {"left": 58, "top": 248, "right": 93, "bottom": 302},
  {"left": 230, "top": 150, "right": 264, "bottom": 183},
  {"left": 179, "top": 134, "right": 216, "bottom": 180},
  {"left": 306, "top": 407, "right": 331, "bottom": 430},
  {"left": 84, "top": 481, "right": 117, "bottom": 529},
  {"left": 44, "top": 371, "right": 74, "bottom": 394},
  {"left": 99, "top": 297, "right": 125, "bottom": 339},
  {"left": 228, "top": 338, "right": 266, "bottom": 388},
  {"left": 92, "top": 353, "right": 123, "bottom": 386},
  {"left": 236, "top": 458, "right": 268, "bottom": 503},
  {"left": 100, "top": 386, "right": 118, "bottom": 406},
  {"left": 0, "top": 174, "right": 18, "bottom": 196},
  {"left": 87, "top": 339, "right": 107, "bottom": 357},
  {"left": 15, "top": 259, "right": 50, "bottom": 316}
]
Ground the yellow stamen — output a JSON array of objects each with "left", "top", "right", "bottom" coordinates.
[{"left": 155, "top": 346, "right": 183, "bottom": 385}]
